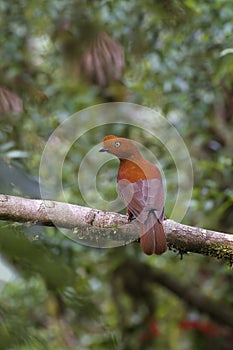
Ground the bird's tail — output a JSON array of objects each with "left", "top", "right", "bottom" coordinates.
[{"left": 140, "top": 216, "right": 167, "bottom": 255}]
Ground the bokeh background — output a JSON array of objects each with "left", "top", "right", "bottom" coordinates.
[{"left": 0, "top": 1, "right": 233, "bottom": 349}]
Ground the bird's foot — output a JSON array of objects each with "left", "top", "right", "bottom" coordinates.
[{"left": 127, "top": 212, "right": 136, "bottom": 222}]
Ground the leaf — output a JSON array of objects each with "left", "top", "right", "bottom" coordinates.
[
  {"left": 220, "top": 48, "right": 233, "bottom": 57},
  {"left": 5, "top": 150, "right": 29, "bottom": 159},
  {"left": 0, "top": 141, "right": 15, "bottom": 151}
]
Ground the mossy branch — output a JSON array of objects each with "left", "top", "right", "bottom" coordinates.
[{"left": 0, "top": 194, "right": 232, "bottom": 264}]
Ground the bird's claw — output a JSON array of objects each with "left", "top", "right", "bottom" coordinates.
[{"left": 127, "top": 212, "right": 136, "bottom": 222}]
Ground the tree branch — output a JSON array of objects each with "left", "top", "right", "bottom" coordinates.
[
  {"left": 0, "top": 194, "right": 232, "bottom": 264},
  {"left": 151, "top": 267, "right": 233, "bottom": 328},
  {"left": 113, "top": 259, "right": 233, "bottom": 328}
]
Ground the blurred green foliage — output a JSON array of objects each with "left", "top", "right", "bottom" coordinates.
[{"left": 0, "top": 0, "right": 233, "bottom": 349}]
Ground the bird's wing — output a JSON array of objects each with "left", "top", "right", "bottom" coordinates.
[{"left": 118, "top": 178, "right": 164, "bottom": 223}]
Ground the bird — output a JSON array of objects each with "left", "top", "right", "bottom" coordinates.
[{"left": 99, "top": 135, "right": 167, "bottom": 255}]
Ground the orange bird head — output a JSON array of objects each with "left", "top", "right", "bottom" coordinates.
[{"left": 99, "top": 135, "right": 141, "bottom": 160}]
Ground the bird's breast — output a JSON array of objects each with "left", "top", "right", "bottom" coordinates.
[
  {"left": 117, "top": 161, "right": 146, "bottom": 182},
  {"left": 117, "top": 159, "right": 161, "bottom": 183}
]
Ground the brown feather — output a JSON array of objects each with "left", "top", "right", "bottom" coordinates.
[{"left": 140, "top": 220, "right": 167, "bottom": 255}]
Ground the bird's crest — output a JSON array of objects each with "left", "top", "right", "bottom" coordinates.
[{"left": 103, "top": 135, "right": 118, "bottom": 141}]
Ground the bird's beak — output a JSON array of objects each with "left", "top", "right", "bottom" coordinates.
[{"left": 99, "top": 147, "right": 108, "bottom": 152}]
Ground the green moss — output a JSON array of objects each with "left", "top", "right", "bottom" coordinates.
[{"left": 200, "top": 243, "right": 233, "bottom": 266}]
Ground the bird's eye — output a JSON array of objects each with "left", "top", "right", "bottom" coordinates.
[{"left": 115, "top": 141, "right": 121, "bottom": 148}]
